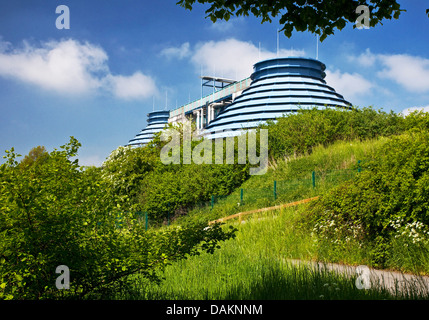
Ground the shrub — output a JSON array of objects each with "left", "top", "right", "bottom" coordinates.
[
  {"left": 307, "top": 129, "right": 429, "bottom": 268},
  {"left": 0, "top": 137, "right": 236, "bottom": 299},
  {"left": 262, "top": 106, "right": 406, "bottom": 160}
]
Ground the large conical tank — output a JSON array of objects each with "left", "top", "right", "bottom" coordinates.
[
  {"left": 127, "top": 110, "right": 170, "bottom": 147},
  {"left": 203, "top": 57, "right": 352, "bottom": 139}
]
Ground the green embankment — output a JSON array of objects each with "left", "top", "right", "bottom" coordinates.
[
  {"left": 176, "top": 136, "right": 386, "bottom": 225},
  {"left": 97, "top": 107, "right": 429, "bottom": 299},
  {"left": 5, "top": 107, "right": 429, "bottom": 300},
  {"left": 107, "top": 136, "right": 429, "bottom": 300}
]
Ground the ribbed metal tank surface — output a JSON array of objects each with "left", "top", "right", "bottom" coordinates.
[
  {"left": 203, "top": 57, "right": 352, "bottom": 139},
  {"left": 126, "top": 110, "right": 170, "bottom": 147}
]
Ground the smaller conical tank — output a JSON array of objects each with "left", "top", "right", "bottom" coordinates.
[{"left": 127, "top": 110, "right": 170, "bottom": 147}]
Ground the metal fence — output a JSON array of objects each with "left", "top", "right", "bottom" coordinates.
[{"left": 137, "top": 164, "right": 363, "bottom": 229}]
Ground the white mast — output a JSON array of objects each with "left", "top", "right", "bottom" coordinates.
[
  {"left": 316, "top": 34, "right": 319, "bottom": 60},
  {"left": 276, "top": 29, "right": 279, "bottom": 57}
]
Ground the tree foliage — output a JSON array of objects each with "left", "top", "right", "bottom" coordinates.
[
  {"left": 4, "top": 106, "right": 429, "bottom": 299},
  {"left": 177, "top": 0, "right": 405, "bottom": 40},
  {"left": 103, "top": 123, "right": 251, "bottom": 222},
  {"left": 262, "top": 106, "right": 407, "bottom": 161},
  {"left": 0, "top": 137, "right": 236, "bottom": 299},
  {"left": 308, "top": 128, "right": 429, "bottom": 268},
  {"left": 101, "top": 143, "right": 164, "bottom": 211},
  {"left": 20, "top": 146, "right": 49, "bottom": 168}
]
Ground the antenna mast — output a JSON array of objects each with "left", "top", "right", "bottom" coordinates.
[
  {"left": 316, "top": 34, "right": 319, "bottom": 60},
  {"left": 276, "top": 29, "right": 279, "bottom": 57}
]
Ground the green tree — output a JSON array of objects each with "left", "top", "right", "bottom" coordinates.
[
  {"left": 308, "top": 129, "right": 429, "bottom": 268},
  {"left": 20, "top": 146, "right": 49, "bottom": 168},
  {"left": 177, "top": 0, "right": 406, "bottom": 40},
  {"left": 135, "top": 123, "right": 250, "bottom": 222},
  {"left": 101, "top": 144, "right": 163, "bottom": 211},
  {"left": 262, "top": 107, "right": 405, "bottom": 161},
  {"left": 0, "top": 137, "right": 235, "bottom": 299}
]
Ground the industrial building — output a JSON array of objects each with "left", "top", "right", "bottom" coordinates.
[
  {"left": 126, "top": 110, "right": 170, "bottom": 147},
  {"left": 126, "top": 57, "right": 352, "bottom": 146}
]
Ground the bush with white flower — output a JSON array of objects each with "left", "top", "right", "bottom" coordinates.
[{"left": 308, "top": 129, "right": 429, "bottom": 269}]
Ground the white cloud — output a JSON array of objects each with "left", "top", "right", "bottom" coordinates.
[
  {"left": 107, "top": 72, "right": 158, "bottom": 100},
  {"left": 377, "top": 54, "right": 429, "bottom": 93},
  {"left": 160, "top": 42, "right": 191, "bottom": 60},
  {"left": 352, "top": 48, "right": 377, "bottom": 67},
  {"left": 158, "top": 38, "right": 305, "bottom": 80},
  {"left": 325, "top": 69, "right": 373, "bottom": 101},
  {"left": 209, "top": 17, "right": 245, "bottom": 33},
  {"left": 0, "top": 39, "right": 106, "bottom": 94},
  {"left": 0, "top": 37, "right": 11, "bottom": 52},
  {"left": 77, "top": 154, "right": 105, "bottom": 167},
  {"left": 0, "top": 38, "right": 157, "bottom": 100},
  {"left": 210, "top": 20, "right": 235, "bottom": 33},
  {"left": 400, "top": 105, "right": 429, "bottom": 116},
  {"left": 350, "top": 49, "right": 429, "bottom": 93},
  {"left": 191, "top": 38, "right": 305, "bottom": 80}
]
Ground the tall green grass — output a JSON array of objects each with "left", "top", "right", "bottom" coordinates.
[
  {"left": 174, "top": 137, "right": 387, "bottom": 226},
  {"left": 99, "top": 136, "right": 429, "bottom": 300},
  {"left": 104, "top": 206, "right": 428, "bottom": 300}
]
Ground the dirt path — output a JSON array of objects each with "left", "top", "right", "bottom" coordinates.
[
  {"left": 286, "top": 258, "right": 429, "bottom": 296},
  {"left": 209, "top": 198, "right": 429, "bottom": 297}
]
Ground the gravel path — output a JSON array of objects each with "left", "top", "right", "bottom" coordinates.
[{"left": 286, "top": 259, "right": 429, "bottom": 296}]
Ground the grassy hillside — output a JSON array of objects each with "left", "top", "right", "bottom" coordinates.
[
  {"left": 85, "top": 134, "right": 428, "bottom": 300},
  {"left": 4, "top": 106, "right": 429, "bottom": 300},
  {"left": 103, "top": 106, "right": 419, "bottom": 225},
  {"left": 116, "top": 208, "right": 405, "bottom": 300},
  {"left": 308, "top": 129, "right": 429, "bottom": 272},
  {"left": 93, "top": 129, "right": 429, "bottom": 300},
  {"left": 80, "top": 108, "right": 429, "bottom": 299},
  {"left": 174, "top": 136, "right": 387, "bottom": 225}
]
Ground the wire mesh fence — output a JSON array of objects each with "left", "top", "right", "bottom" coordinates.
[{"left": 139, "top": 164, "right": 363, "bottom": 229}]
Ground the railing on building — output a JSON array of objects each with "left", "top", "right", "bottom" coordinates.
[{"left": 169, "top": 77, "right": 252, "bottom": 118}]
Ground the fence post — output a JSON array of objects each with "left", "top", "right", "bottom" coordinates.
[
  {"left": 145, "top": 212, "right": 148, "bottom": 231},
  {"left": 167, "top": 202, "right": 170, "bottom": 226},
  {"left": 273, "top": 180, "right": 277, "bottom": 200},
  {"left": 312, "top": 171, "right": 316, "bottom": 188},
  {"left": 358, "top": 160, "right": 361, "bottom": 173},
  {"left": 211, "top": 195, "right": 215, "bottom": 209},
  {"left": 240, "top": 188, "right": 244, "bottom": 205}
]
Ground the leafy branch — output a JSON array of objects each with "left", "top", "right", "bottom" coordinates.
[{"left": 177, "top": 0, "right": 406, "bottom": 41}]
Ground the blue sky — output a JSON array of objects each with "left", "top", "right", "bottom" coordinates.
[{"left": 1, "top": 0, "right": 428, "bottom": 166}]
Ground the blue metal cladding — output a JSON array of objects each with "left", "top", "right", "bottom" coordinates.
[
  {"left": 203, "top": 57, "right": 352, "bottom": 139},
  {"left": 126, "top": 110, "right": 170, "bottom": 147}
]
